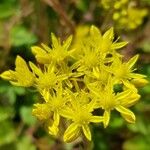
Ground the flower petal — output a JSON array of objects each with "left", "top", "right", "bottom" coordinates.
[
  {"left": 63, "top": 123, "right": 80, "bottom": 142},
  {"left": 0, "top": 70, "right": 13, "bottom": 80},
  {"left": 127, "top": 55, "right": 139, "bottom": 69},
  {"left": 103, "top": 27, "right": 114, "bottom": 40},
  {"left": 49, "top": 124, "right": 59, "bottom": 136},
  {"left": 116, "top": 106, "right": 136, "bottom": 123},
  {"left": 103, "top": 110, "right": 111, "bottom": 128},
  {"left": 51, "top": 33, "right": 60, "bottom": 48},
  {"left": 60, "top": 109, "right": 74, "bottom": 119},
  {"left": 129, "top": 73, "right": 147, "bottom": 79},
  {"left": 53, "top": 111, "right": 60, "bottom": 126},
  {"left": 63, "top": 35, "right": 73, "bottom": 50},
  {"left": 131, "top": 78, "right": 149, "bottom": 87},
  {"left": 111, "top": 41, "right": 128, "bottom": 50},
  {"left": 29, "top": 62, "right": 43, "bottom": 76},
  {"left": 117, "top": 91, "right": 140, "bottom": 107},
  {"left": 82, "top": 124, "right": 91, "bottom": 141},
  {"left": 89, "top": 116, "right": 103, "bottom": 123},
  {"left": 90, "top": 25, "right": 102, "bottom": 37},
  {"left": 31, "top": 46, "right": 46, "bottom": 55}
]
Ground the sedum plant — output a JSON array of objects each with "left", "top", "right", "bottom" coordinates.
[
  {"left": 101, "top": 0, "right": 148, "bottom": 30},
  {"left": 0, "top": 25, "right": 148, "bottom": 142}
]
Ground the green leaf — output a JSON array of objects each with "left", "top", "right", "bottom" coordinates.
[
  {"left": 7, "top": 88, "right": 16, "bottom": 104},
  {"left": 20, "top": 106, "right": 37, "bottom": 126},
  {"left": 0, "top": 107, "right": 14, "bottom": 122},
  {"left": 127, "top": 117, "right": 148, "bottom": 135},
  {"left": 141, "top": 0, "right": 150, "bottom": 5},
  {"left": 0, "top": 82, "right": 25, "bottom": 104},
  {"left": 76, "top": 0, "right": 89, "bottom": 12},
  {"left": 16, "top": 136, "right": 36, "bottom": 150},
  {"left": 140, "top": 40, "right": 150, "bottom": 53},
  {"left": 123, "top": 136, "right": 149, "bottom": 150},
  {"left": 110, "top": 117, "right": 124, "bottom": 128},
  {"left": 0, "top": 3, "right": 16, "bottom": 19},
  {"left": 10, "top": 26, "right": 38, "bottom": 46},
  {"left": 13, "top": 87, "right": 26, "bottom": 95},
  {"left": 0, "top": 121, "right": 16, "bottom": 146}
]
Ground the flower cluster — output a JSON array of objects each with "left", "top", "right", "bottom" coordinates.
[
  {"left": 101, "top": 0, "right": 148, "bottom": 29},
  {"left": 0, "top": 25, "right": 148, "bottom": 142}
]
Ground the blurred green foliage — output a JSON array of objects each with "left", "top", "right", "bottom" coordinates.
[
  {"left": 0, "top": 0, "right": 150, "bottom": 149},
  {"left": 10, "top": 25, "right": 38, "bottom": 47}
]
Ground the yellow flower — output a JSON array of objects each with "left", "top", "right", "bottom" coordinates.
[
  {"left": 61, "top": 90, "right": 103, "bottom": 142},
  {"left": 72, "top": 26, "right": 127, "bottom": 72},
  {"left": 85, "top": 66, "right": 110, "bottom": 86},
  {"left": 72, "top": 45, "right": 100, "bottom": 72},
  {"left": 0, "top": 24, "right": 147, "bottom": 143},
  {"left": 58, "top": 62, "right": 84, "bottom": 88},
  {"left": 29, "top": 62, "right": 68, "bottom": 91},
  {"left": 108, "top": 55, "right": 146, "bottom": 85},
  {"left": 101, "top": 0, "right": 148, "bottom": 30},
  {"left": 89, "top": 26, "right": 128, "bottom": 54},
  {"left": 32, "top": 103, "right": 52, "bottom": 121},
  {"left": 31, "top": 33, "right": 74, "bottom": 64},
  {"left": 90, "top": 77, "right": 140, "bottom": 128},
  {"left": 127, "top": 8, "right": 148, "bottom": 29},
  {"left": 0, "top": 56, "right": 34, "bottom": 87},
  {"left": 32, "top": 84, "right": 69, "bottom": 136}
]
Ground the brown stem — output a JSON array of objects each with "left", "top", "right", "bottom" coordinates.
[
  {"left": 42, "top": 0, "right": 75, "bottom": 34},
  {"left": 82, "top": 137, "right": 93, "bottom": 150}
]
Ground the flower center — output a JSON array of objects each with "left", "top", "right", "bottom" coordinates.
[
  {"left": 38, "top": 73, "right": 57, "bottom": 89},
  {"left": 101, "top": 92, "right": 116, "bottom": 110},
  {"left": 73, "top": 108, "right": 92, "bottom": 125}
]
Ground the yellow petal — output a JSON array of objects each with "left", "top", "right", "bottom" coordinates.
[
  {"left": 122, "top": 80, "right": 138, "bottom": 92},
  {"left": 63, "top": 35, "right": 73, "bottom": 50},
  {"left": 111, "top": 41, "right": 128, "bottom": 50},
  {"left": 131, "top": 78, "right": 149, "bottom": 87},
  {"left": 14, "top": 56, "right": 34, "bottom": 87},
  {"left": 32, "top": 103, "right": 51, "bottom": 120},
  {"left": 49, "top": 124, "right": 59, "bottom": 136},
  {"left": 129, "top": 73, "right": 146, "bottom": 79},
  {"left": 51, "top": 33, "right": 60, "bottom": 48},
  {"left": 53, "top": 111, "right": 60, "bottom": 126},
  {"left": 115, "top": 90, "right": 131, "bottom": 101},
  {"left": 36, "top": 55, "right": 51, "bottom": 64},
  {"left": 10, "top": 81, "right": 22, "bottom": 86},
  {"left": 103, "top": 27, "right": 114, "bottom": 40},
  {"left": 41, "top": 43, "right": 52, "bottom": 52},
  {"left": 127, "top": 55, "right": 139, "bottom": 69},
  {"left": 89, "top": 116, "right": 103, "bottom": 123},
  {"left": 15, "top": 56, "right": 29, "bottom": 71},
  {"left": 60, "top": 109, "right": 74, "bottom": 119},
  {"left": 31, "top": 46, "right": 46, "bottom": 56},
  {"left": 0, "top": 70, "right": 13, "bottom": 80},
  {"left": 103, "top": 110, "right": 111, "bottom": 128},
  {"left": 90, "top": 25, "right": 101, "bottom": 37},
  {"left": 117, "top": 90, "right": 140, "bottom": 107},
  {"left": 29, "top": 62, "right": 43, "bottom": 76},
  {"left": 87, "top": 99, "right": 96, "bottom": 112},
  {"left": 64, "top": 79, "right": 73, "bottom": 88},
  {"left": 63, "top": 123, "right": 80, "bottom": 142},
  {"left": 115, "top": 106, "right": 136, "bottom": 123},
  {"left": 82, "top": 124, "right": 91, "bottom": 141}
]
